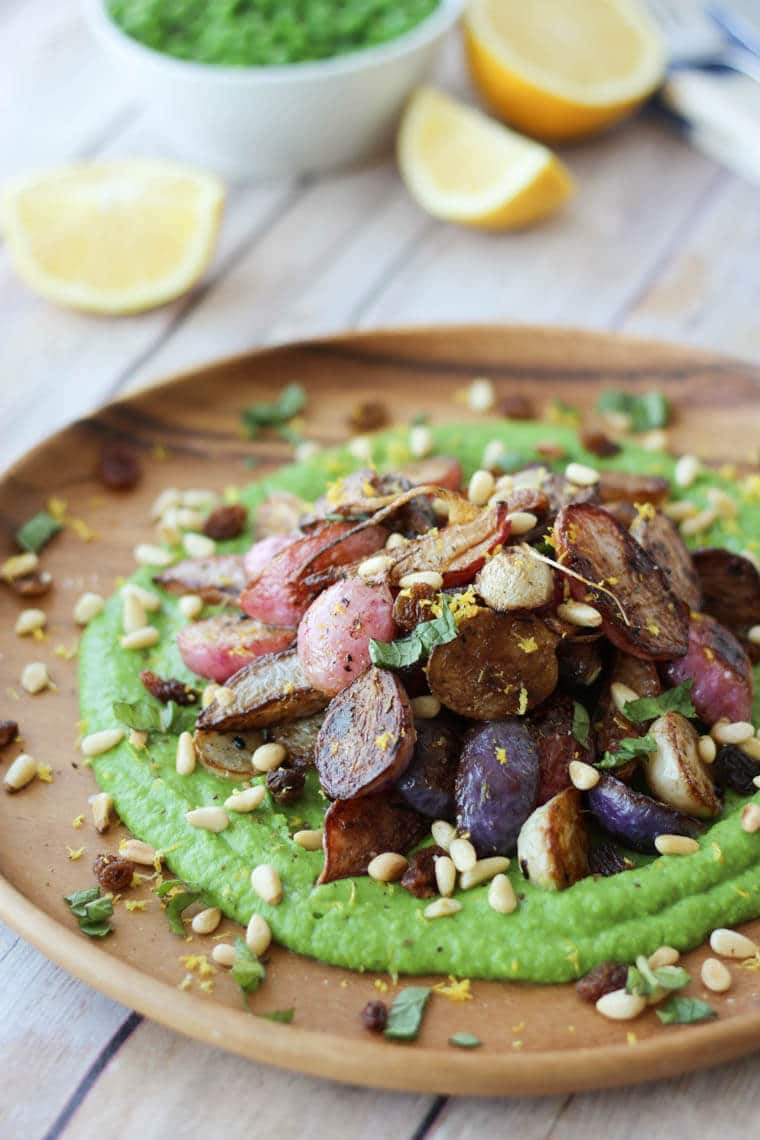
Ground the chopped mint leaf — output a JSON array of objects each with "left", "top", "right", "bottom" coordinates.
[
  {"left": 599, "top": 735, "right": 656, "bottom": 769},
  {"left": 158, "top": 880, "right": 202, "bottom": 936},
  {"left": 232, "top": 937, "right": 266, "bottom": 995},
  {"left": 384, "top": 986, "right": 431, "bottom": 1041},
  {"left": 64, "top": 887, "right": 100, "bottom": 914},
  {"left": 64, "top": 887, "right": 113, "bottom": 937},
  {"left": 654, "top": 965, "right": 691, "bottom": 991},
  {"left": 370, "top": 597, "right": 457, "bottom": 670},
  {"left": 410, "top": 412, "right": 430, "bottom": 427},
  {"left": 596, "top": 390, "right": 671, "bottom": 433},
  {"left": 623, "top": 681, "right": 696, "bottom": 724},
  {"left": 16, "top": 510, "right": 62, "bottom": 554},
  {"left": 258, "top": 1008, "right": 295, "bottom": 1023},
  {"left": 627, "top": 956, "right": 690, "bottom": 997},
  {"left": 112, "top": 698, "right": 184, "bottom": 735},
  {"left": 657, "top": 996, "right": 716, "bottom": 1024},
  {"left": 572, "top": 702, "right": 590, "bottom": 748},
  {"left": 449, "top": 1032, "right": 481, "bottom": 1049},
  {"left": 241, "top": 384, "right": 305, "bottom": 439}
]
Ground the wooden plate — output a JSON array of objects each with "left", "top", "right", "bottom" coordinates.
[{"left": 1, "top": 326, "right": 759, "bottom": 1096}]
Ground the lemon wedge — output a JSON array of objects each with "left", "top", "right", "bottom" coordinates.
[
  {"left": 2, "top": 159, "right": 224, "bottom": 314},
  {"left": 398, "top": 87, "right": 573, "bottom": 229},
  {"left": 464, "top": 0, "right": 666, "bottom": 141}
]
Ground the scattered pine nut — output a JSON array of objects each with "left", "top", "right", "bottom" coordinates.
[
  {"left": 150, "top": 487, "right": 182, "bottom": 519},
  {"left": 701, "top": 957, "right": 731, "bottom": 993},
  {"left": 569, "top": 760, "right": 600, "bottom": 791},
  {"left": 663, "top": 499, "right": 697, "bottom": 522},
  {"left": 488, "top": 873, "right": 517, "bottom": 915},
  {"left": 88, "top": 791, "right": 113, "bottom": 833},
  {"left": 295, "top": 440, "right": 320, "bottom": 463},
  {"left": 134, "top": 543, "right": 174, "bottom": 567},
  {"left": 120, "top": 626, "right": 160, "bottom": 650},
  {"left": 709, "top": 927, "right": 758, "bottom": 959},
  {"left": 178, "top": 594, "right": 203, "bottom": 620},
  {"left": 385, "top": 532, "right": 408, "bottom": 551},
  {"left": 468, "top": 469, "right": 495, "bottom": 507},
  {"left": 191, "top": 907, "right": 222, "bottom": 935},
  {"left": 368, "top": 852, "right": 408, "bottom": 882},
  {"left": 435, "top": 855, "right": 456, "bottom": 897},
  {"left": 2, "top": 552, "right": 39, "bottom": 580},
  {"left": 557, "top": 601, "right": 603, "bottom": 629},
  {"left": 399, "top": 570, "right": 443, "bottom": 590},
  {"left": 740, "top": 738, "right": 760, "bottom": 763},
  {"left": 246, "top": 914, "right": 272, "bottom": 957},
  {"left": 122, "top": 839, "right": 161, "bottom": 865},
  {"left": 706, "top": 487, "right": 737, "bottom": 519},
  {"left": 122, "top": 584, "right": 162, "bottom": 612},
  {"left": 186, "top": 806, "right": 229, "bottom": 832},
  {"left": 348, "top": 436, "right": 372, "bottom": 462},
  {"left": 183, "top": 532, "right": 216, "bottom": 559},
  {"left": 409, "top": 425, "right": 432, "bottom": 459},
  {"left": 595, "top": 990, "right": 647, "bottom": 1021},
  {"left": 655, "top": 834, "right": 700, "bottom": 856},
  {"left": 459, "top": 856, "right": 509, "bottom": 890},
  {"left": 680, "top": 508, "right": 717, "bottom": 537},
  {"left": 468, "top": 377, "right": 495, "bottom": 413},
  {"left": 748, "top": 625, "right": 760, "bottom": 647},
  {"left": 449, "top": 837, "right": 477, "bottom": 873},
  {"left": 411, "top": 695, "right": 441, "bottom": 720},
  {"left": 224, "top": 786, "right": 266, "bottom": 813},
  {"left": 293, "top": 829, "right": 323, "bottom": 851},
  {"left": 212, "top": 943, "right": 236, "bottom": 968},
  {"left": 698, "top": 735, "right": 717, "bottom": 764},
  {"left": 648, "top": 946, "right": 680, "bottom": 970},
  {"left": 74, "top": 592, "right": 104, "bottom": 625},
  {"left": 15, "top": 609, "right": 47, "bottom": 636},
  {"left": 674, "top": 454, "right": 700, "bottom": 488},
  {"left": 431, "top": 820, "right": 456, "bottom": 850},
  {"left": 711, "top": 720, "right": 754, "bottom": 746},
  {"left": 251, "top": 864, "right": 282, "bottom": 905},
  {"left": 21, "top": 662, "right": 51, "bottom": 694},
  {"left": 753, "top": 775, "right": 760, "bottom": 791},
  {"left": 740, "top": 804, "right": 760, "bottom": 834},
  {"left": 640, "top": 429, "right": 669, "bottom": 451},
  {"left": 182, "top": 489, "right": 218, "bottom": 509},
  {"left": 565, "top": 461, "right": 599, "bottom": 487},
  {"left": 81, "top": 728, "right": 124, "bottom": 757},
  {"left": 357, "top": 554, "right": 393, "bottom": 579},
  {"left": 122, "top": 592, "right": 147, "bottom": 635},
  {"left": 424, "top": 897, "right": 462, "bottom": 919},
  {"left": 610, "top": 681, "right": 639, "bottom": 714},
  {"left": 175, "top": 731, "right": 197, "bottom": 776},
  {"left": 482, "top": 439, "right": 506, "bottom": 469},
  {"left": 506, "top": 511, "right": 538, "bottom": 536},
  {"left": 4, "top": 753, "right": 38, "bottom": 792},
  {"left": 252, "top": 742, "right": 287, "bottom": 773}
]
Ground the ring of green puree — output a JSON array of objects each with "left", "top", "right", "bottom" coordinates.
[{"left": 79, "top": 421, "right": 760, "bottom": 982}]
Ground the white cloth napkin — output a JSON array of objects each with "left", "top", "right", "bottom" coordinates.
[{"left": 660, "top": 68, "right": 760, "bottom": 184}]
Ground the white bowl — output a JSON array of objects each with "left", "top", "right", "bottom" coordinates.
[{"left": 84, "top": 0, "right": 463, "bottom": 180}]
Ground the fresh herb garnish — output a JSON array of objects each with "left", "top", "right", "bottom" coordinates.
[
  {"left": 257, "top": 1008, "right": 295, "bottom": 1023},
  {"left": 16, "top": 510, "right": 62, "bottom": 554},
  {"left": 231, "top": 937, "right": 266, "bottom": 995},
  {"left": 626, "top": 955, "right": 690, "bottom": 997},
  {"left": 157, "top": 879, "right": 202, "bottom": 936},
  {"left": 410, "top": 412, "right": 430, "bottom": 427},
  {"left": 596, "top": 390, "right": 671, "bottom": 433},
  {"left": 384, "top": 986, "right": 431, "bottom": 1042},
  {"left": 572, "top": 702, "right": 591, "bottom": 748},
  {"left": 112, "top": 698, "right": 185, "bottom": 735},
  {"left": 64, "top": 887, "right": 114, "bottom": 937},
  {"left": 369, "top": 597, "right": 457, "bottom": 670},
  {"left": 656, "top": 996, "right": 717, "bottom": 1025},
  {"left": 241, "top": 383, "right": 305, "bottom": 439},
  {"left": 623, "top": 681, "right": 696, "bottom": 724},
  {"left": 449, "top": 1032, "right": 481, "bottom": 1049},
  {"left": 598, "top": 735, "right": 656, "bottom": 769}
]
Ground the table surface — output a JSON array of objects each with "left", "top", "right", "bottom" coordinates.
[{"left": 2, "top": 2, "right": 760, "bottom": 1137}]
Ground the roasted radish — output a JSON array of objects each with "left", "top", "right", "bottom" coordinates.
[
  {"left": 297, "top": 580, "right": 397, "bottom": 696},
  {"left": 265, "top": 711, "right": 325, "bottom": 768},
  {"left": 645, "top": 712, "right": 721, "bottom": 819},
  {"left": 244, "top": 534, "right": 299, "bottom": 579},
  {"left": 630, "top": 511, "right": 701, "bottom": 610},
  {"left": 157, "top": 554, "right": 247, "bottom": 604},
  {"left": 528, "top": 693, "right": 595, "bottom": 804},
  {"left": 194, "top": 729, "right": 264, "bottom": 778},
  {"left": 455, "top": 720, "right": 540, "bottom": 856},
  {"left": 517, "top": 788, "right": 590, "bottom": 890},
  {"left": 475, "top": 547, "right": 554, "bottom": 612},
  {"left": 388, "top": 502, "right": 511, "bottom": 588},
  {"left": 588, "top": 775, "right": 703, "bottom": 853},
  {"left": 177, "top": 614, "right": 294, "bottom": 683},
  {"left": 692, "top": 548, "right": 760, "bottom": 633},
  {"left": 597, "top": 471, "right": 669, "bottom": 507},
  {"left": 397, "top": 456, "right": 463, "bottom": 491},
  {"left": 318, "top": 794, "right": 426, "bottom": 884},
  {"left": 664, "top": 613, "right": 754, "bottom": 725},
  {"left": 396, "top": 715, "right": 460, "bottom": 819},
  {"left": 196, "top": 647, "right": 325, "bottom": 731}
]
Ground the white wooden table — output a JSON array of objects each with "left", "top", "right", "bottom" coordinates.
[{"left": 2, "top": 3, "right": 760, "bottom": 1136}]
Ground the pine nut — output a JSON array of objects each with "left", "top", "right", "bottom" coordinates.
[
  {"left": 178, "top": 594, "right": 203, "bottom": 620},
  {"left": 557, "top": 601, "right": 603, "bottom": 629},
  {"left": 398, "top": 571, "right": 443, "bottom": 590},
  {"left": 482, "top": 439, "right": 506, "bottom": 468},
  {"left": 252, "top": 742, "right": 287, "bottom": 773},
  {"left": 176, "top": 732, "right": 196, "bottom": 776},
  {"left": 348, "top": 435, "right": 372, "bottom": 462},
  {"left": 246, "top": 913, "right": 272, "bottom": 956},
  {"left": 134, "top": 543, "right": 174, "bottom": 567},
  {"left": 74, "top": 592, "right": 104, "bottom": 625},
  {"left": 655, "top": 834, "right": 700, "bottom": 856},
  {"left": 21, "top": 662, "right": 51, "bottom": 694},
  {"left": 150, "top": 487, "right": 182, "bottom": 519},
  {"left": 740, "top": 804, "right": 760, "bottom": 834},
  {"left": 120, "top": 626, "right": 160, "bottom": 650},
  {"left": 225, "top": 786, "right": 266, "bottom": 813},
  {"left": 122, "top": 592, "right": 147, "bottom": 634},
  {"left": 431, "top": 820, "right": 456, "bottom": 850},
  {"left": 368, "top": 852, "right": 408, "bottom": 882},
  {"left": 186, "top": 807, "right": 229, "bottom": 832},
  {"left": 122, "top": 584, "right": 162, "bottom": 612},
  {"left": 182, "top": 489, "right": 218, "bottom": 509},
  {"left": 212, "top": 943, "right": 236, "bottom": 968},
  {"left": 506, "top": 511, "right": 538, "bottom": 536},
  {"left": 81, "top": 728, "right": 124, "bottom": 757},
  {"left": 569, "top": 760, "right": 600, "bottom": 791},
  {"left": 175, "top": 507, "right": 206, "bottom": 531},
  {"left": 468, "top": 377, "right": 495, "bottom": 413},
  {"left": 565, "top": 462, "right": 600, "bottom": 487},
  {"left": 610, "top": 681, "right": 639, "bottom": 714},
  {"left": 674, "top": 454, "right": 701, "bottom": 488},
  {"left": 183, "top": 532, "right": 216, "bottom": 559},
  {"left": 15, "top": 609, "right": 47, "bottom": 636},
  {"left": 739, "top": 737, "right": 760, "bottom": 762},
  {"left": 357, "top": 554, "right": 393, "bottom": 579},
  {"left": 680, "top": 508, "right": 717, "bottom": 537},
  {"left": 411, "top": 695, "right": 441, "bottom": 720},
  {"left": 468, "top": 469, "right": 496, "bottom": 507},
  {"left": 459, "top": 856, "right": 509, "bottom": 890},
  {"left": 424, "top": 897, "right": 462, "bottom": 919},
  {"left": 293, "top": 829, "right": 323, "bottom": 851},
  {"left": 648, "top": 946, "right": 680, "bottom": 970},
  {"left": 122, "top": 839, "right": 160, "bottom": 865},
  {"left": 700, "top": 958, "right": 731, "bottom": 994},
  {"left": 409, "top": 425, "right": 432, "bottom": 459},
  {"left": 385, "top": 532, "right": 407, "bottom": 551},
  {"left": 295, "top": 440, "right": 320, "bottom": 463},
  {"left": 663, "top": 499, "right": 697, "bottom": 522},
  {"left": 698, "top": 735, "right": 717, "bottom": 764},
  {"left": 488, "top": 873, "right": 517, "bottom": 914},
  {"left": 191, "top": 907, "right": 222, "bottom": 935},
  {"left": 709, "top": 928, "right": 758, "bottom": 959},
  {"left": 251, "top": 864, "right": 282, "bottom": 905},
  {"left": 449, "top": 837, "right": 477, "bottom": 872},
  {"left": 753, "top": 775, "right": 760, "bottom": 791},
  {"left": 595, "top": 990, "right": 647, "bottom": 1021},
  {"left": 4, "top": 753, "right": 38, "bottom": 792},
  {"left": 2, "top": 552, "right": 39, "bottom": 580},
  {"left": 711, "top": 720, "right": 754, "bottom": 745},
  {"left": 640, "top": 429, "right": 669, "bottom": 451},
  {"left": 706, "top": 487, "right": 737, "bottom": 519},
  {"left": 435, "top": 855, "right": 456, "bottom": 897},
  {"left": 88, "top": 791, "right": 113, "bottom": 833},
  {"left": 129, "top": 729, "right": 148, "bottom": 751},
  {"left": 748, "top": 625, "right": 760, "bottom": 647}
]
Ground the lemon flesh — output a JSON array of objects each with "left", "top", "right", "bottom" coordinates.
[
  {"left": 2, "top": 159, "right": 224, "bottom": 315},
  {"left": 398, "top": 87, "right": 573, "bottom": 229},
  {"left": 465, "top": 0, "right": 666, "bottom": 141}
]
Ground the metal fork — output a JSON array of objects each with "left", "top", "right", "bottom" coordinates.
[{"left": 648, "top": 0, "right": 760, "bottom": 82}]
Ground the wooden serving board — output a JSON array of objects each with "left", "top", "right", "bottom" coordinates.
[{"left": 1, "top": 326, "right": 759, "bottom": 1096}]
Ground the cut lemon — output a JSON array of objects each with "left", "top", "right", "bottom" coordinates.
[
  {"left": 398, "top": 87, "right": 573, "bottom": 229},
  {"left": 464, "top": 0, "right": 666, "bottom": 141},
  {"left": 2, "top": 159, "right": 224, "bottom": 315}
]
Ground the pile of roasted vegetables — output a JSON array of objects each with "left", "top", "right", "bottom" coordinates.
[{"left": 156, "top": 454, "right": 760, "bottom": 893}]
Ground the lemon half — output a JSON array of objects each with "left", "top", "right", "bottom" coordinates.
[
  {"left": 465, "top": 0, "right": 666, "bottom": 141},
  {"left": 2, "top": 159, "right": 224, "bottom": 315}
]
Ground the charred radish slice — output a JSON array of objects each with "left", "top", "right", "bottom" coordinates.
[
  {"left": 597, "top": 471, "right": 669, "bottom": 507},
  {"left": 318, "top": 793, "right": 426, "bottom": 884},
  {"left": 554, "top": 503, "right": 689, "bottom": 660},
  {"left": 315, "top": 667, "right": 414, "bottom": 800},
  {"left": 593, "top": 652, "right": 662, "bottom": 778},
  {"left": 396, "top": 456, "right": 463, "bottom": 491},
  {"left": 297, "top": 580, "right": 397, "bottom": 696},
  {"left": 156, "top": 554, "right": 247, "bottom": 604},
  {"left": 194, "top": 729, "right": 264, "bottom": 778},
  {"left": 427, "top": 610, "right": 558, "bottom": 720},
  {"left": 645, "top": 711, "right": 721, "bottom": 819},
  {"left": 243, "top": 534, "right": 299, "bottom": 579},
  {"left": 455, "top": 721, "right": 539, "bottom": 856},
  {"left": 692, "top": 548, "right": 760, "bottom": 633},
  {"left": 528, "top": 693, "right": 595, "bottom": 805},
  {"left": 196, "top": 647, "right": 327, "bottom": 732},
  {"left": 630, "top": 511, "right": 702, "bottom": 610},
  {"left": 556, "top": 634, "right": 604, "bottom": 689},
  {"left": 664, "top": 613, "right": 754, "bottom": 725},
  {"left": 266, "top": 711, "right": 325, "bottom": 768},
  {"left": 517, "top": 788, "right": 590, "bottom": 890},
  {"left": 587, "top": 775, "right": 703, "bottom": 853},
  {"left": 388, "top": 502, "right": 511, "bottom": 588},
  {"left": 177, "top": 614, "right": 294, "bottom": 683},
  {"left": 396, "top": 715, "right": 461, "bottom": 819}
]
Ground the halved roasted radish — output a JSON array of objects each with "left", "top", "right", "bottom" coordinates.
[
  {"left": 692, "top": 548, "right": 760, "bottom": 633},
  {"left": 664, "top": 613, "right": 754, "bottom": 725},
  {"left": 318, "top": 793, "right": 426, "bottom": 884},
  {"left": 243, "top": 534, "right": 299, "bottom": 579},
  {"left": 156, "top": 554, "right": 247, "bottom": 604},
  {"left": 388, "top": 501, "right": 511, "bottom": 587},
  {"left": 194, "top": 729, "right": 264, "bottom": 778},
  {"left": 196, "top": 647, "right": 326, "bottom": 731},
  {"left": 597, "top": 471, "right": 669, "bottom": 506},
  {"left": 517, "top": 787, "right": 590, "bottom": 890},
  {"left": 645, "top": 711, "right": 721, "bottom": 819},
  {"left": 297, "top": 579, "right": 397, "bottom": 696},
  {"left": 177, "top": 614, "right": 294, "bottom": 682},
  {"left": 630, "top": 511, "right": 702, "bottom": 610}
]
